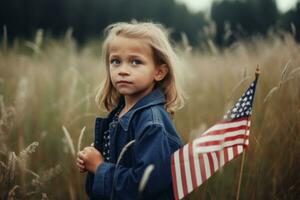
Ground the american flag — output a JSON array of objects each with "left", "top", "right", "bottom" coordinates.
[{"left": 171, "top": 75, "right": 259, "bottom": 200}]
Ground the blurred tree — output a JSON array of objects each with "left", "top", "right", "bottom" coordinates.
[
  {"left": 211, "top": 0, "right": 279, "bottom": 45},
  {"left": 279, "top": 1, "right": 300, "bottom": 41},
  {"left": 0, "top": 0, "right": 207, "bottom": 45},
  {"left": 1, "top": 0, "right": 298, "bottom": 46}
]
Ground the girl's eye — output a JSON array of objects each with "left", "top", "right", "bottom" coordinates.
[
  {"left": 110, "top": 59, "right": 120, "bottom": 65},
  {"left": 132, "top": 59, "right": 142, "bottom": 65}
]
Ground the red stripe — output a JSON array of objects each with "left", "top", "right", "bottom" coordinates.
[
  {"left": 197, "top": 134, "right": 249, "bottom": 147},
  {"left": 198, "top": 154, "right": 207, "bottom": 183},
  {"left": 218, "top": 117, "right": 249, "bottom": 124},
  {"left": 205, "top": 125, "right": 250, "bottom": 136},
  {"left": 206, "top": 153, "right": 215, "bottom": 174},
  {"left": 188, "top": 143, "right": 197, "bottom": 190},
  {"left": 232, "top": 145, "right": 238, "bottom": 157},
  {"left": 171, "top": 154, "right": 179, "bottom": 200},
  {"left": 179, "top": 148, "right": 188, "bottom": 197},
  {"left": 224, "top": 148, "right": 229, "bottom": 163}
]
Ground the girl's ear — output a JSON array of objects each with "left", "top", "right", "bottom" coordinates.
[{"left": 154, "top": 64, "right": 169, "bottom": 81}]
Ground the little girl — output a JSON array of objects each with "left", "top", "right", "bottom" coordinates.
[{"left": 76, "top": 21, "right": 184, "bottom": 200}]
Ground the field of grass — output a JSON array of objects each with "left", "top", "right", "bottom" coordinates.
[{"left": 0, "top": 30, "right": 299, "bottom": 199}]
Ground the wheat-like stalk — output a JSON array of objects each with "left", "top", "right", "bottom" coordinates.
[
  {"left": 7, "top": 152, "right": 17, "bottom": 183},
  {"left": 62, "top": 125, "right": 75, "bottom": 157},
  {"left": 32, "top": 164, "right": 61, "bottom": 187},
  {"left": 18, "top": 142, "right": 39, "bottom": 161},
  {"left": 77, "top": 126, "right": 86, "bottom": 152},
  {"left": 111, "top": 140, "right": 136, "bottom": 200},
  {"left": 279, "top": 59, "right": 291, "bottom": 87},
  {"left": 116, "top": 140, "right": 136, "bottom": 166},
  {"left": 138, "top": 164, "right": 155, "bottom": 193},
  {"left": 264, "top": 86, "right": 279, "bottom": 103},
  {"left": 8, "top": 185, "right": 19, "bottom": 200}
]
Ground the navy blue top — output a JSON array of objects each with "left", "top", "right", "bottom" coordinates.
[{"left": 85, "top": 88, "right": 183, "bottom": 200}]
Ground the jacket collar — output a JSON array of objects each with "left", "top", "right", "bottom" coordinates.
[{"left": 113, "top": 88, "right": 165, "bottom": 131}]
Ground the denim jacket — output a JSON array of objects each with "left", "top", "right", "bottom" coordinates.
[{"left": 85, "top": 88, "right": 183, "bottom": 200}]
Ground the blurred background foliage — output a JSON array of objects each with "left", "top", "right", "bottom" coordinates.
[{"left": 0, "top": 0, "right": 300, "bottom": 46}]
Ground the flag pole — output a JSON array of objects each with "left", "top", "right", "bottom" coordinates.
[{"left": 236, "top": 65, "right": 260, "bottom": 200}]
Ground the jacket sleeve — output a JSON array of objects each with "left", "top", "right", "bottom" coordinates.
[{"left": 90, "top": 123, "right": 175, "bottom": 199}]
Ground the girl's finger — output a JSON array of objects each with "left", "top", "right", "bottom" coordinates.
[
  {"left": 76, "top": 160, "right": 84, "bottom": 166},
  {"left": 77, "top": 157, "right": 84, "bottom": 164},
  {"left": 77, "top": 151, "right": 86, "bottom": 159},
  {"left": 79, "top": 169, "right": 86, "bottom": 173},
  {"left": 76, "top": 162, "right": 86, "bottom": 169}
]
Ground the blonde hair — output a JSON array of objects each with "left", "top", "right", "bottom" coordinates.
[{"left": 95, "top": 21, "right": 185, "bottom": 115}]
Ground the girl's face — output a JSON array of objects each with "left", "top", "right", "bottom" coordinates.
[{"left": 108, "top": 35, "right": 167, "bottom": 102}]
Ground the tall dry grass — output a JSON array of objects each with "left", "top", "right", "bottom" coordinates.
[{"left": 0, "top": 29, "right": 299, "bottom": 199}]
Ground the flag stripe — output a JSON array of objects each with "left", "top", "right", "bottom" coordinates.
[
  {"left": 179, "top": 148, "right": 188, "bottom": 198},
  {"left": 195, "top": 137, "right": 249, "bottom": 153},
  {"left": 218, "top": 116, "right": 249, "bottom": 124},
  {"left": 171, "top": 154, "right": 180, "bottom": 200},
  {"left": 192, "top": 141, "right": 202, "bottom": 186},
  {"left": 198, "top": 154, "right": 207, "bottom": 183},
  {"left": 227, "top": 147, "right": 234, "bottom": 160},
  {"left": 196, "top": 133, "right": 249, "bottom": 147},
  {"left": 237, "top": 145, "right": 244, "bottom": 154},
  {"left": 173, "top": 150, "right": 183, "bottom": 199},
  {"left": 224, "top": 148, "right": 229, "bottom": 163},
  {"left": 233, "top": 145, "right": 238, "bottom": 157},
  {"left": 206, "top": 153, "right": 215, "bottom": 175},
  {"left": 202, "top": 118, "right": 249, "bottom": 136},
  {"left": 204, "top": 125, "right": 250, "bottom": 137},
  {"left": 183, "top": 144, "right": 193, "bottom": 193},
  {"left": 188, "top": 143, "right": 197, "bottom": 190},
  {"left": 203, "top": 154, "right": 211, "bottom": 178},
  {"left": 219, "top": 150, "right": 225, "bottom": 167},
  {"left": 211, "top": 152, "right": 219, "bottom": 172}
]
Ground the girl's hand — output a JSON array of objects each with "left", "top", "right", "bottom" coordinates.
[
  {"left": 77, "top": 147, "right": 104, "bottom": 173},
  {"left": 76, "top": 156, "right": 87, "bottom": 173}
]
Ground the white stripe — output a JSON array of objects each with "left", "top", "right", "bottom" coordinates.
[
  {"left": 245, "top": 139, "right": 249, "bottom": 145},
  {"left": 174, "top": 150, "right": 184, "bottom": 199},
  {"left": 194, "top": 138, "right": 247, "bottom": 153},
  {"left": 246, "top": 129, "right": 250, "bottom": 136},
  {"left": 183, "top": 144, "right": 193, "bottom": 193},
  {"left": 203, "top": 154, "right": 211, "bottom": 178},
  {"left": 202, "top": 119, "right": 248, "bottom": 136},
  {"left": 227, "top": 147, "right": 234, "bottom": 160},
  {"left": 194, "top": 129, "right": 248, "bottom": 145},
  {"left": 247, "top": 121, "right": 251, "bottom": 126},
  {"left": 211, "top": 152, "right": 219, "bottom": 172},
  {"left": 237, "top": 145, "right": 244, "bottom": 154},
  {"left": 192, "top": 141, "right": 202, "bottom": 186},
  {"left": 219, "top": 150, "right": 225, "bottom": 167}
]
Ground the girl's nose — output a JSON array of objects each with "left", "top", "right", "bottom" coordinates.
[{"left": 118, "top": 64, "right": 130, "bottom": 76}]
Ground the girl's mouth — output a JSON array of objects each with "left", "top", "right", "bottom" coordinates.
[{"left": 116, "top": 80, "right": 133, "bottom": 85}]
